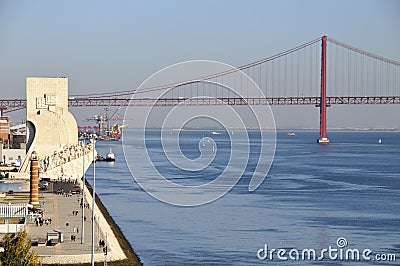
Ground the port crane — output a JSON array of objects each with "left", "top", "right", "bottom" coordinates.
[{"left": 82, "top": 107, "right": 124, "bottom": 140}]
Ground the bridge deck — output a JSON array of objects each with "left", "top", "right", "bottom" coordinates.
[{"left": 1, "top": 96, "right": 399, "bottom": 113}]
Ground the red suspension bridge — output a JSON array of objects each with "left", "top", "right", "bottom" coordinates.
[{"left": 1, "top": 36, "right": 399, "bottom": 143}]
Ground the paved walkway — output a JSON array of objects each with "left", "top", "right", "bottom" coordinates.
[{"left": 26, "top": 181, "right": 126, "bottom": 264}]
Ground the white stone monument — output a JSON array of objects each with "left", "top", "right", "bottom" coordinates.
[{"left": 16, "top": 77, "right": 95, "bottom": 180}]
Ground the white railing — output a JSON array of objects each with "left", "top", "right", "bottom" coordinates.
[
  {"left": 0, "top": 224, "right": 25, "bottom": 233},
  {"left": 0, "top": 203, "right": 28, "bottom": 218}
]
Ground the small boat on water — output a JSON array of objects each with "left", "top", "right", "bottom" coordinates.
[
  {"left": 287, "top": 132, "right": 296, "bottom": 136},
  {"left": 97, "top": 148, "right": 116, "bottom": 162},
  {"left": 378, "top": 138, "right": 382, "bottom": 144},
  {"left": 105, "top": 149, "right": 115, "bottom": 162}
]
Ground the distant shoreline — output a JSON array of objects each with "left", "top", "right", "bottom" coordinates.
[
  {"left": 278, "top": 128, "right": 400, "bottom": 132},
  {"left": 121, "top": 127, "right": 400, "bottom": 131}
]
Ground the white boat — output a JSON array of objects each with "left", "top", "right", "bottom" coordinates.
[
  {"left": 211, "top": 131, "right": 221, "bottom": 135},
  {"left": 378, "top": 138, "right": 382, "bottom": 144},
  {"left": 105, "top": 148, "right": 115, "bottom": 162},
  {"left": 287, "top": 132, "right": 296, "bottom": 136}
]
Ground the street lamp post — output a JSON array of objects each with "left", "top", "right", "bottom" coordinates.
[
  {"left": 91, "top": 138, "right": 96, "bottom": 266},
  {"left": 81, "top": 141, "right": 85, "bottom": 244}
]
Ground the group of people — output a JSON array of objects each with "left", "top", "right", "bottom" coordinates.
[
  {"left": 56, "top": 189, "right": 75, "bottom": 197},
  {"left": 67, "top": 213, "right": 80, "bottom": 242},
  {"left": 34, "top": 217, "right": 52, "bottom": 227},
  {"left": 99, "top": 239, "right": 108, "bottom": 254},
  {"left": 55, "top": 188, "right": 65, "bottom": 195},
  {"left": 80, "top": 201, "right": 90, "bottom": 209}
]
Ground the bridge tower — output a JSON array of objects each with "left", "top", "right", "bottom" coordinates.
[{"left": 317, "top": 36, "right": 329, "bottom": 144}]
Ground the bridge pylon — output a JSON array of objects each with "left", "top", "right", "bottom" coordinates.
[{"left": 317, "top": 36, "right": 329, "bottom": 144}]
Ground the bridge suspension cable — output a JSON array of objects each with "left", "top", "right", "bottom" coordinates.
[
  {"left": 326, "top": 37, "right": 400, "bottom": 97},
  {"left": 69, "top": 37, "right": 322, "bottom": 98},
  {"left": 1, "top": 35, "right": 399, "bottom": 116}
]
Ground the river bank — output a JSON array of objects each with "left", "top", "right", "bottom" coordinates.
[
  {"left": 82, "top": 180, "right": 141, "bottom": 266},
  {"left": 24, "top": 179, "right": 141, "bottom": 265}
]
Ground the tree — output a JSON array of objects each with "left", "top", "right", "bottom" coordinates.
[{"left": 1, "top": 229, "right": 42, "bottom": 266}]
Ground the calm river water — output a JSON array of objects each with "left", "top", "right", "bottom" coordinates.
[{"left": 85, "top": 131, "right": 399, "bottom": 265}]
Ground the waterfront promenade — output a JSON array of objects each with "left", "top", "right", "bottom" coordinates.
[{"left": 22, "top": 181, "right": 140, "bottom": 265}]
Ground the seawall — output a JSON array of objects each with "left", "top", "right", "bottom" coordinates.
[{"left": 81, "top": 180, "right": 142, "bottom": 266}]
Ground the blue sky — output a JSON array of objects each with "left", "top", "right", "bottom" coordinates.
[{"left": 0, "top": 0, "right": 399, "bottom": 128}]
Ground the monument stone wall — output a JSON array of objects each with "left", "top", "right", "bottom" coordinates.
[{"left": 16, "top": 77, "right": 94, "bottom": 180}]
